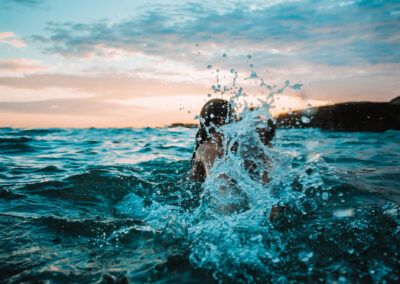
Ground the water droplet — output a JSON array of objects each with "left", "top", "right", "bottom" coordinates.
[
  {"left": 222, "top": 53, "right": 227, "bottom": 57},
  {"left": 321, "top": 192, "right": 329, "bottom": 200},
  {"left": 207, "top": 65, "right": 212, "bottom": 69},
  {"left": 348, "top": 248, "right": 354, "bottom": 254},
  {"left": 333, "top": 208, "right": 354, "bottom": 218},
  {"left": 272, "top": 258, "right": 280, "bottom": 263},
  {"left": 247, "top": 54, "right": 252, "bottom": 59},
  {"left": 290, "top": 83, "right": 303, "bottom": 90},
  {"left": 250, "top": 70, "right": 258, "bottom": 78},
  {"left": 301, "top": 116, "right": 310, "bottom": 124},
  {"left": 207, "top": 94, "right": 211, "bottom": 97},
  {"left": 298, "top": 251, "right": 314, "bottom": 262},
  {"left": 249, "top": 64, "right": 253, "bottom": 68},
  {"left": 230, "top": 68, "right": 235, "bottom": 73}
]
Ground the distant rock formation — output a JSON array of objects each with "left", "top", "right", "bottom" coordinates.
[
  {"left": 168, "top": 123, "right": 198, "bottom": 129},
  {"left": 390, "top": 96, "right": 400, "bottom": 104},
  {"left": 276, "top": 97, "right": 400, "bottom": 132}
]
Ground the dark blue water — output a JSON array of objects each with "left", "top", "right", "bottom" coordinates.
[{"left": 1, "top": 127, "right": 399, "bottom": 283}]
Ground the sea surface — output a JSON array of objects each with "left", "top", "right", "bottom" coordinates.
[{"left": 1, "top": 126, "right": 399, "bottom": 283}]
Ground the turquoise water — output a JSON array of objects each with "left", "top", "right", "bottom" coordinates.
[{"left": 1, "top": 127, "right": 399, "bottom": 283}]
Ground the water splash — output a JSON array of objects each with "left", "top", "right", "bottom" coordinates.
[{"left": 131, "top": 66, "right": 342, "bottom": 281}]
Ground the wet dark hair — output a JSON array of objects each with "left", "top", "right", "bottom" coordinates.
[
  {"left": 256, "top": 119, "right": 276, "bottom": 145},
  {"left": 194, "top": 99, "right": 233, "bottom": 152}
]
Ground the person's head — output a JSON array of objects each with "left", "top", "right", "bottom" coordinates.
[
  {"left": 194, "top": 99, "right": 234, "bottom": 150},
  {"left": 200, "top": 99, "right": 233, "bottom": 128}
]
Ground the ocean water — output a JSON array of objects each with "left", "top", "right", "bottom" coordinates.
[{"left": 1, "top": 126, "right": 400, "bottom": 283}]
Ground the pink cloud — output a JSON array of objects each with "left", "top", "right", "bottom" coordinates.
[
  {"left": 0, "top": 73, "right": 208, "bottom": 98},
  {"left": 0, "top": 32, "right": 26, "bottom": 48},
  {"left": 0, "top": 58, "right": 50, "bottom": 72}
]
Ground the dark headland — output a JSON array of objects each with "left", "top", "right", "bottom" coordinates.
[
  {"left": 276, "top": 96, "right": 400, "bottom": 132},
  {"left": 168, "top": 97, "right": 400, "bottom": 132},
  {"left": 167, "top": 123, "right": 198, "bottom": 129}
]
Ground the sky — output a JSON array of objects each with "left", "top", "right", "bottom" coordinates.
[{"left": 0, "top": 0, "right": 399, "bottom": 128}]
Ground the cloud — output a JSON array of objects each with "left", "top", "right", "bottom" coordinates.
[
  {"left": 14, "top": 0, "right": 41, "bottom": 4},
  {"left": 0, "top": 58, "right": 50, "bottom": 72},
  {"left": 0, "top": 73, "right": 208, "bottom": 99},
  {"left": 0, "top": 32, "right": 26, "bottom": 48},
  {"left": 32, "top": 0, "right": 400, "bottom": 68},
  {"left": 1, "top": 0, "right": 398, "bottom": 128},
  {"left": 0, "top": 97, "right": 149, "bottom": 128},
  {"left": 0, "top": 98, "right": 136, "bottom": 116},
  {"left": 2, "top": 0, "right": 43, "bottom": 7},
  {"left": 0, "top": 95, "right": 203, "bottom": 128}
]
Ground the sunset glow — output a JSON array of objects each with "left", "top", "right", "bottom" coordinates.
[{"left": 0, "top": 0, "right": 399, "bottom": 128}]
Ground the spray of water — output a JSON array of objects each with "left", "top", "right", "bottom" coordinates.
[
  {"left": 128, "top": 63, "right": 334, "bottom": 281},
  {"left": 112, "top": 62, "right": 400, "bottom": 283}
]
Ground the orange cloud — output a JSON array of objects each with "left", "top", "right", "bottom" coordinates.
[{"left": 0, "top": 73, "right": 208, "bottom": 98}]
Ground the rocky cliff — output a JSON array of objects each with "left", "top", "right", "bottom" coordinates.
[{"left": 276, "top": 96, "right": 400, "bottom": 132}]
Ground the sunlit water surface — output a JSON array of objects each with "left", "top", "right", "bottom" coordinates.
[{"left": 0, "top": 127, "right": 399, "bottom": 283}]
